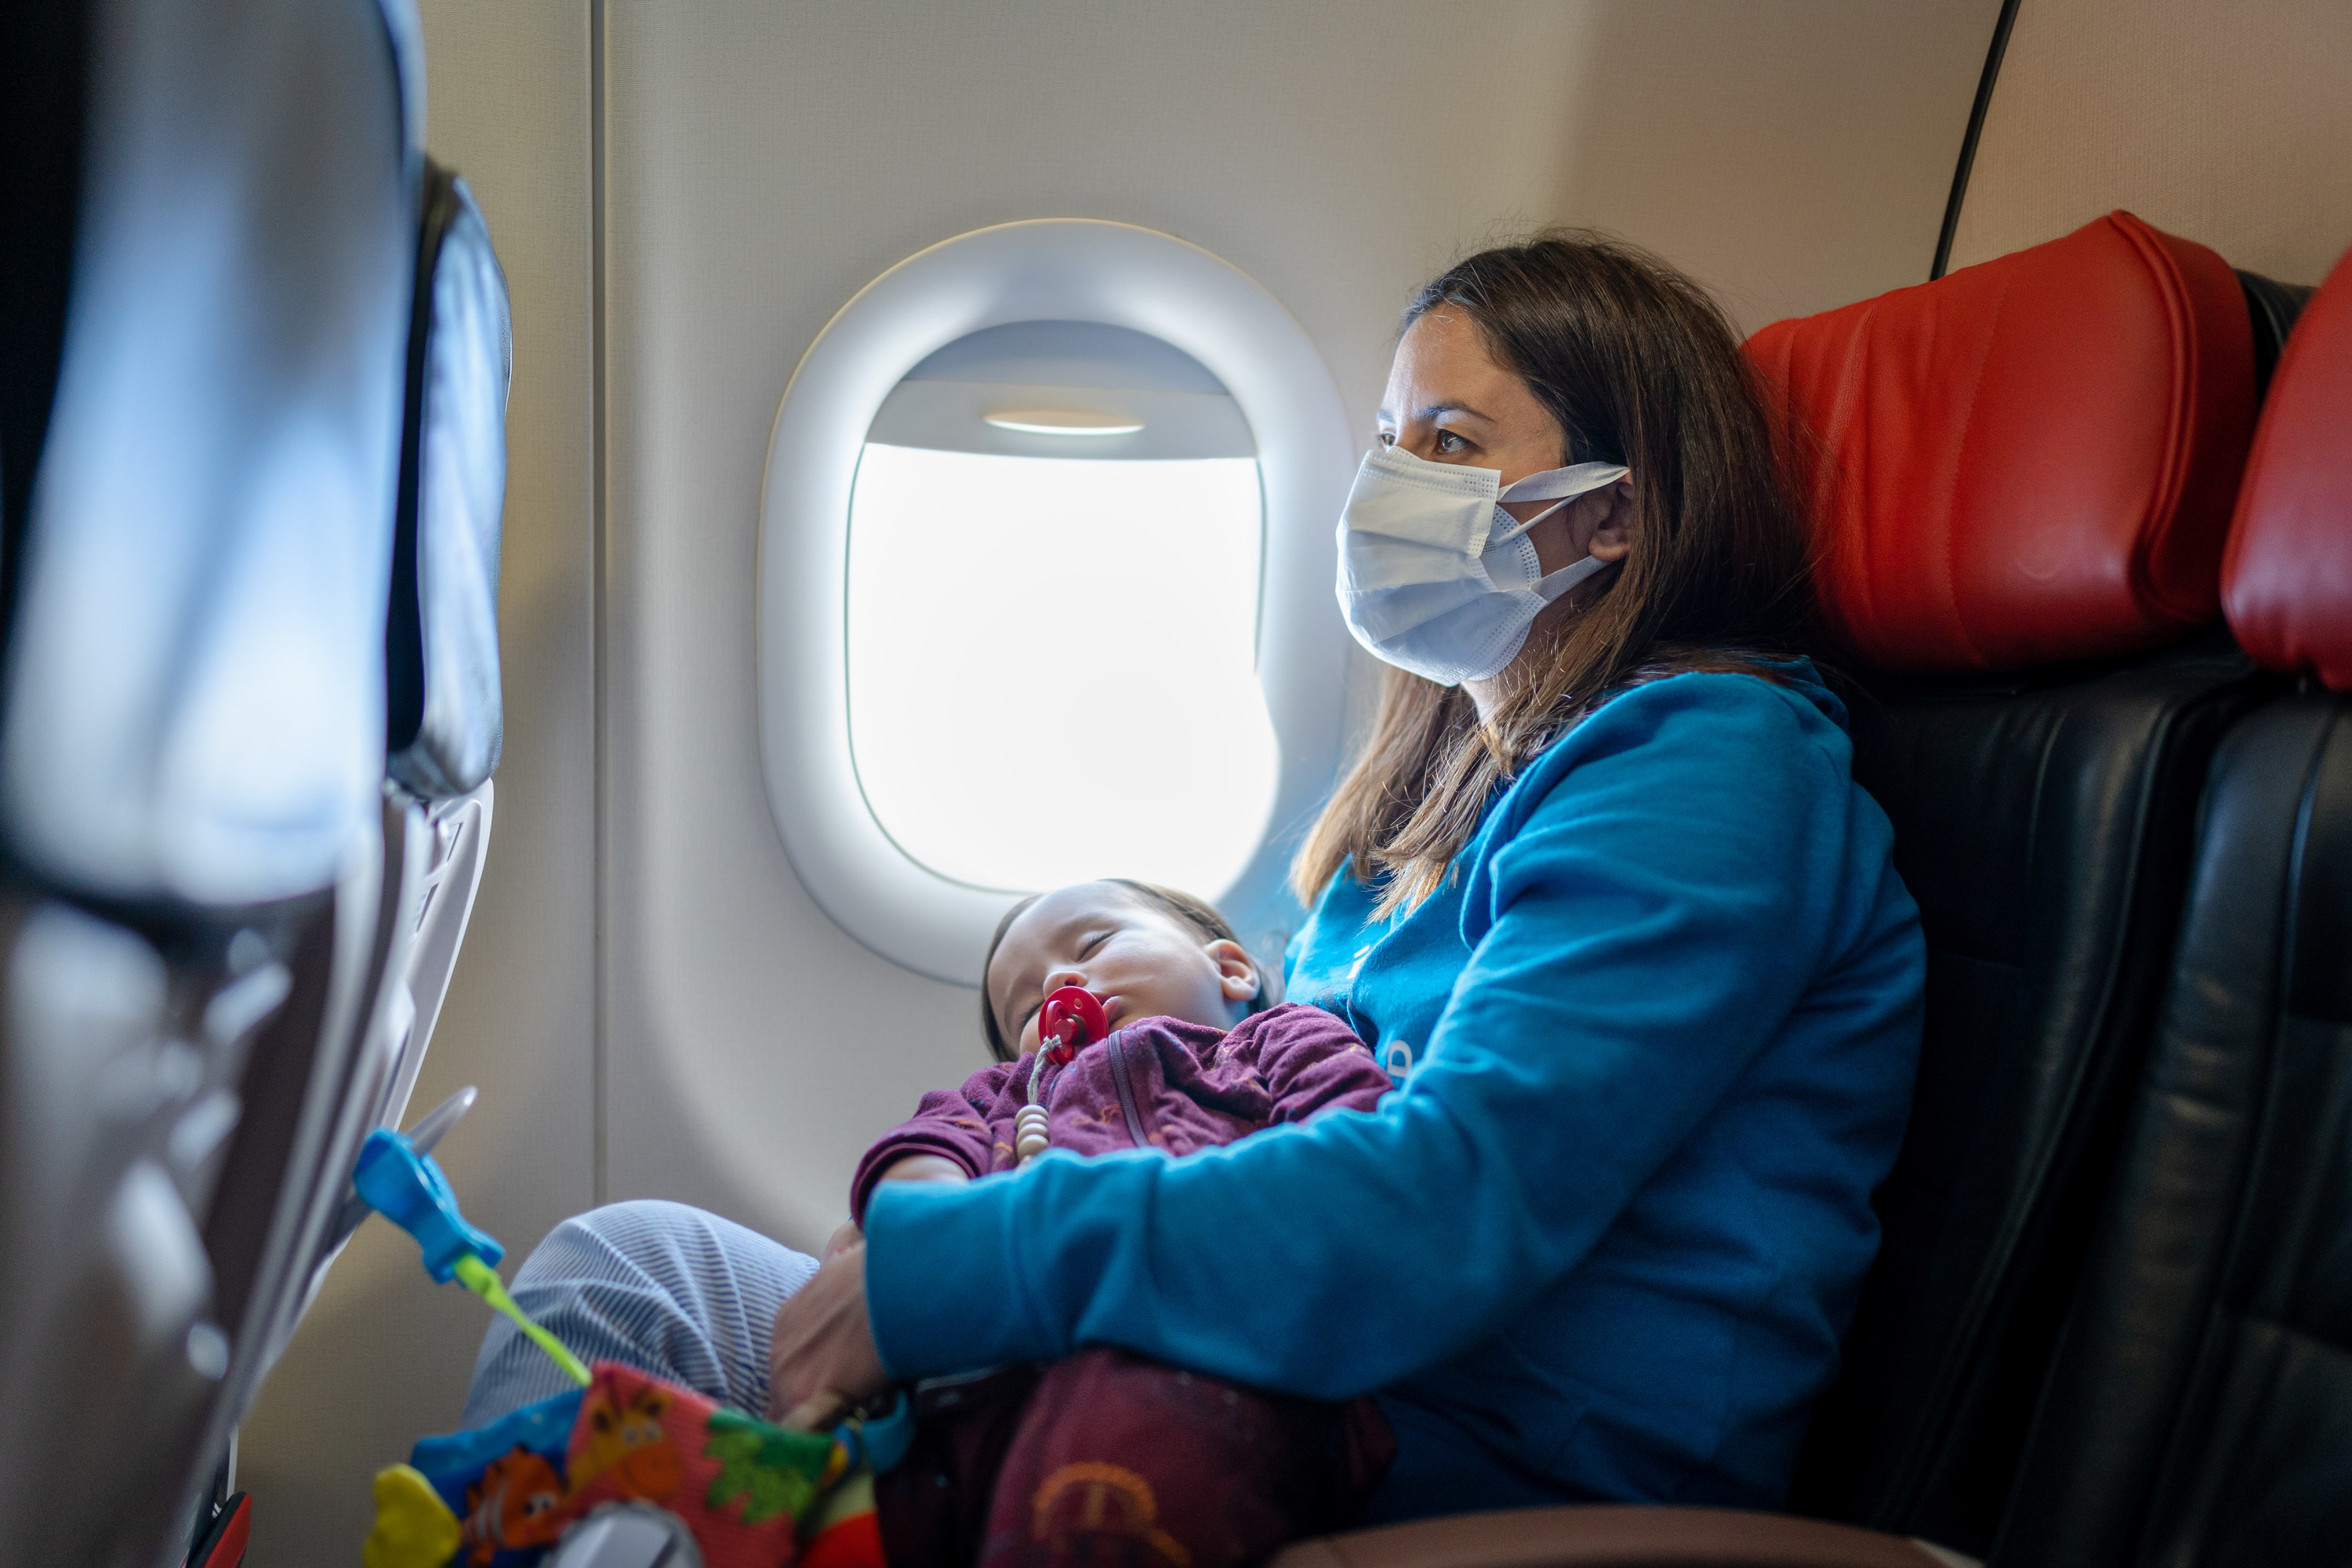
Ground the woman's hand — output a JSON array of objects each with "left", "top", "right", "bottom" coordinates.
[{"left": 767, "top": 1240, "right": 889, "bottom": 1428}]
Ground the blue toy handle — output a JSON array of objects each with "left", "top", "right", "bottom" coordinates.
[{"left": 353, "top": 1127, "right": 505, "bottom": 1283}]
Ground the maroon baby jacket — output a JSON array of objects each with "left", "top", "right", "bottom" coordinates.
[{"left": 850, "top": 1003, "right": 1394, "bottom": 1224}]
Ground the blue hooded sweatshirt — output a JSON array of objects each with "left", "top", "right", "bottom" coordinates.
[{"left": 864, "top": 662, "right": 1923, "bottom": 1518}]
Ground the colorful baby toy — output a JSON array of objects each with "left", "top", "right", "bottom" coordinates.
[
  {"left": 369, "top": 1368, "right": 901, "bottom": 1568},
  {"left": 355, "top": 1102, "right": 902, "bottom": 1566}
]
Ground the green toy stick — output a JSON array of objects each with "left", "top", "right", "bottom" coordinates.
[
  {"left": 453, "top": 1253, "right": 592, "bottom": 1387},
  {"left": 354, "top": 1118, "right": 593, "bottom": 1389}
]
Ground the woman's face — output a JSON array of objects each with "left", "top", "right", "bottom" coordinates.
[{"left": 1377, "top": 308, "right": 1634, "bottom": 713}]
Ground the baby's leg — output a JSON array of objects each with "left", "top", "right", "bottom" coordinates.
[
  {"left": 460, "top": 1200, "right": 818, "bottom": 1426},
  {"left": 978, "top": 1347, "right": 1378, "bottom": 1568}
]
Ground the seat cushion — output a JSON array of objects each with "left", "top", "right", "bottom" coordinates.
[
  {"left": 1788, "top": 637, "right": 2270, "bottom": 1553},
  {"left": 1747, "top": 212, "right": 2255, "bottom": 673},
  {"left": 2222, "top": 244, "right": 2352, "bottom": 691}
]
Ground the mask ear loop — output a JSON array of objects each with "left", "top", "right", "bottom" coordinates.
[
  {"left": 1484, "top": 464, "right": 1632, "bottom": 546},
  {"left": 1486, "top": 496, "right": 1571, "bottom": 548},
  {"left": 1530, "top": 551, "right": 1615, "bottom": 604}
]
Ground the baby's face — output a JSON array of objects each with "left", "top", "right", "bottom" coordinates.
[{"left": 987, "top": 883, "right": 1259, "bottom": 1058}]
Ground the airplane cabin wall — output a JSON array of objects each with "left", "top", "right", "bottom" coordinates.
[{"left": 1949, "top": 0, "right": 2352, "bottom": 284}]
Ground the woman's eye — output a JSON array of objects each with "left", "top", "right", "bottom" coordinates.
[
  {"left": 1376, "top": 430, "right": 1396, "bottom": 447},
  {"left": 1434, "top": 430, "right": 1467, "bottom": 454}
]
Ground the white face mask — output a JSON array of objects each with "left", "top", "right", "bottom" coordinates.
[{"left": 1334, "top": 444, "right": 1632, "bottom": 687}]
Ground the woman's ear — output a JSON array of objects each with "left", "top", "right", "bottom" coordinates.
[
  {"left": 1205, "top": 938, "right": 1262, "bottom": 1004},
  {"left": 1588, "top": 478, "right": 1635, "bottom": 564}
]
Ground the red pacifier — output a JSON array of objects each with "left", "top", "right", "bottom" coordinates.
[
  {"left": 1037, "top": 986, "right": 1108, "bottom": 1065},
  {"left": 1018, "top": 986, "right": 1105, "bottom": 1167}
]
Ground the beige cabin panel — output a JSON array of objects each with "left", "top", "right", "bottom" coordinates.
[{"left": 1951, "top": 0, "right": 2352, "bottom": 283}]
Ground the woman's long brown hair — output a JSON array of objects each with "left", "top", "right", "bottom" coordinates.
[{"left": 1293, "top": 231, "right": 1817, "bottom": 917}]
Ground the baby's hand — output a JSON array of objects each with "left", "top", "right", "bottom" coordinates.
[
  {"left": 878, "top": 1153, "right": 972, "bottom": 1188},
  {"left": 828, "top": 1155, "right": 966, "bottom": 1261}
]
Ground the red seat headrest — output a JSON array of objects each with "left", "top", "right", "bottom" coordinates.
[
  {"left": 2222, "top": 245, "right": 2352, "bottom": 691},
  {"left": 1747, "top": 212, "right": 2256, "bottom": 673}
]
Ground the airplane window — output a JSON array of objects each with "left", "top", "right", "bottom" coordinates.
[
  {"left": 760, "top": 222, "right": 1353, "bottom": 983},
  {"left": 844, "top": 321, "right": 1278, "bottom": 894}
]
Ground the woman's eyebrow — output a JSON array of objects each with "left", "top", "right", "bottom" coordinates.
[{"left": 1376, "top": 399, "right": 1491, "bottom": 426}]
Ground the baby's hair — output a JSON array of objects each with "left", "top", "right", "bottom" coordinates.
[{"left": 979, "top": 880, "right": 1271, "bottom": 1062}]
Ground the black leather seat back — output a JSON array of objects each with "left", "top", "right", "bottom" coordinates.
[
  {"left": 2238, "top": 270, "right": 2317, "bottom": 403},
  {"left": 1993, "top": 693, "right": 2349, "bottom": 1566},
  {"left": 1994, "top": 242, "right": 2352, "bottom": 1568},
  {"left": 1747, "top": 213, "right": 2264, "bottom": 1554},
  {"left": 1803, "top": 646, "right": 2267, "bottom": 1549},
  {"left": 2135, "top": 702, "right": 2352, "bottom": 1559}
]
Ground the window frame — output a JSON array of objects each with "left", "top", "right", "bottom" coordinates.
[{"left": 757, "top": 220, "right": 1352, "bottom": 985}]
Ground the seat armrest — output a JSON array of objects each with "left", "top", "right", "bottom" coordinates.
[{"left": 1269, "top": 1506, "right": 1979, "bottom": 1568}]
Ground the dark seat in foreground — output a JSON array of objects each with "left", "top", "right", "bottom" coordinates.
[
  {"left": 0, "top": 4, "right": 515, "bottom": 1565},
  {"left": 0, "top": 1, "right": 417, "bottom": 1563}
]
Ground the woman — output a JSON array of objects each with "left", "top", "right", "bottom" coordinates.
[{"left": 467, "top": 233, "right": 1923, "bottom": 1527}]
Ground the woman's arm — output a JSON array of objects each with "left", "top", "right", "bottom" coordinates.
[{"left": 862, "top": 676, "right": 1876, "bottom": 1399}]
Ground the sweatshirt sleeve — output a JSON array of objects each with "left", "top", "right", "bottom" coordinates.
[
  {"left": 848, "top": 1063, "right": 1014, "bottom": 1225},
  {"left": 864, "top": 677, "right": 1857, "bottom": 1396}
]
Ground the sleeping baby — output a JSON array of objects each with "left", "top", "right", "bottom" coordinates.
[{"left": 834, "top": 877, "right": 1399, "bottom": 1568}]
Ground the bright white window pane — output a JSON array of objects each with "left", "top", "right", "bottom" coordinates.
[{"left": 847, "top": 444, "right": 1277, "bottom": 895}]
